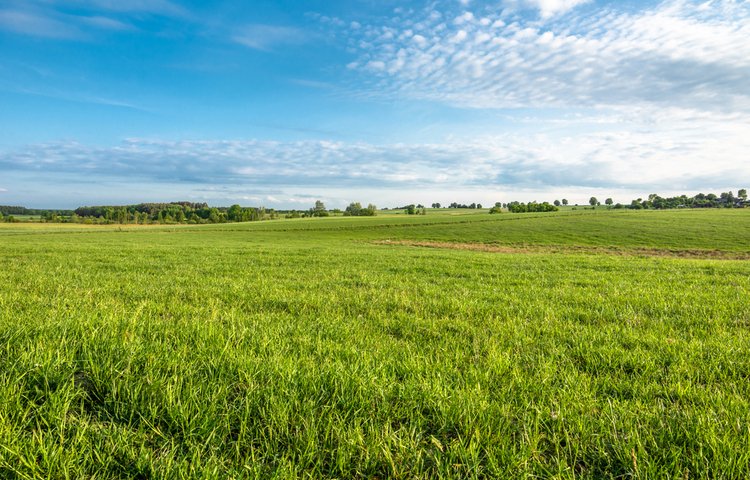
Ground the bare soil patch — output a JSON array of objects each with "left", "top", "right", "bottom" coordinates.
[{"left": 374, "top": 240, "right": 750, "bottom": 260}]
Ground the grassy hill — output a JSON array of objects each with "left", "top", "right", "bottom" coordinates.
[{"left": 1, "top": 209, "right": 749, "bottom": 478}]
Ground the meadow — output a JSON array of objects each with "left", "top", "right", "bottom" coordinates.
[{"left": 1, "top": 209, "right": 749, "bottom": 478}]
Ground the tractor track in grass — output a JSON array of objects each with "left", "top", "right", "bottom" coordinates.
[{"left": 374, "top": 240, "right": 750, "bottom": 260}]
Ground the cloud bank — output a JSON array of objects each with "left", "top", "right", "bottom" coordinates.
[{"left": 2, "top": 106, "right": 748, "bottom": 196}]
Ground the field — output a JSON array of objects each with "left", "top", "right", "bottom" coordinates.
[{"left": 1, "top": 209, "right": 749, "bottom": 478}]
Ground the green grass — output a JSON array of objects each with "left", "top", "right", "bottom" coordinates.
[{"left": 1, "top": 209, "right": 749, "bottom": 478}]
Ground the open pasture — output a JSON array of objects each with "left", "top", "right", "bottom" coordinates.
[{"left": 1, "top": 209, "right": 749, "bottom": 478}]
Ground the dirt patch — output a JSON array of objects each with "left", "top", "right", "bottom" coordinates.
[{"left": 374, "top": 240, "right": 750, "bottom": 260}]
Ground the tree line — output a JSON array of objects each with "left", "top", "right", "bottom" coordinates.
[
  {"left": 1, "top": 199, "right": 382, "bottom": 224},
  {"left": 4, "top": 190, "right": 746, "bottom": 224},
  {"left": 622, "top": 190, "right": 747, "bottom": 210},
  {"left": 495, "top": 201, "right": 559, "bottom": 213},
  {"left": 283, "top": 201, "right": 378, "bottom": 218},
  {"left": 0, "top": 205, "right": 73, "bottom": 216},
  {"left": 50, "top": 202, "right": 271, "bottom": 224},
  {"left": 578, "top": 190, "right": 748, "bottom": 210}
]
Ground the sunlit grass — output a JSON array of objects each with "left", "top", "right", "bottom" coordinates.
[{"left": 1, "top": 209, "right": 749, "bottom": 478}]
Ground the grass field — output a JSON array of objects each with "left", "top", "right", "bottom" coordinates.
[{"left": 1, "top": 209, "right": 749, "bottom": 478}]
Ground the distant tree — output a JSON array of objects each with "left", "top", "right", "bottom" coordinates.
[
  {"left": 477, "top": 203, "right": 482, "bottom": 209},
  {"left": 554, "top": 200, "right": 561, "bottom": 207},
  {"left": 227, "top": 204, "right": 243, "bottom": 222},
  {"left": 562, "top": 199, "right": 568, "bottom": 206},
  {"left": 310, "top": 200, "right": 329, "bottom": 217},
  {"left": 343, "top": 202, "right": 376, "bottom": 216},
  {"left": 405, "top": 204, "right": 417, "bottom": 215},
  {"left": 505, "top": 201, "right": 558, "bottom": 213},
  {"left": 345, "top": 202, "right": 363, "bottom": 216},
  {"left": 431, "top": 202, "right": 441, "bottom": 208},
  {"left": 605, "top": 198, "right": 613, "bottom": 206},
  {"left": 589, "top": 197, "right": 599, "bottom": 207},
  {"left": 489, "top": 205, "right": 503, "bottom": 214},
  {"left": 739, "top": 189, "right": 747, "bottom": 200}
]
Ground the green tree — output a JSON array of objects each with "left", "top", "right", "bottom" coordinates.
[
  {"left": 554, "top": 200, "right": 561, "bottom": 207},
  {"left": 738, "top": 189, "right": 747, "bottom": 200},
  {"left": 589, "top": 197, "right": 599, "bottom": 207},
  {"left": 605, "top": 198, "right": 613, "bottom": 206},
  {"left": 345, "top": 202, "right": 363, "bottom": 216},
  {"left": 227, "top": 204, "right": 243, "bottom": 222},
  {"left": 311, "top": 200, "right": 328, "bottom": 217},
  {"left": 562, "top": 199, "right": 568, "bottom": 205}
]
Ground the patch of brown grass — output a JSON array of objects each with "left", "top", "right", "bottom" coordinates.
[{"left": 373, "top": 240, "right": 750, "bottom": 260}]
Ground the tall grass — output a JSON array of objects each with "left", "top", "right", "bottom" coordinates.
[{"left": 1, "top": 209, "right": 749, "bottom": 478}]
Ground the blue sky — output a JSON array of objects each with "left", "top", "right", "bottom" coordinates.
[{"left": 1, "top": 0, "right": 748, "bottom": 208}]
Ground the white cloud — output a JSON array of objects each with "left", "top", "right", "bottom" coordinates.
[
  {"left": 52, "top": 0, "right": 188, "bottom": 17},
  {"left": 347, "top": 0, "right": 750, "bottom": 113},
  {"left": 233, "top": 24, "right": 306, "bottom": 51},
  {"left": 78, "top": 15, "right": 133, "bottom": 31},
  {"left": 508, "top": 0, "right": 591, "bottom": 18},
  {"left": 0, "top": 9, "right": 80, "bottom": 38},
  {"left": 0, "top": 6, "right": 136, "bottom": 39},
  {"left": 2, "top": 106, "right": 748, "bottom": 196}
]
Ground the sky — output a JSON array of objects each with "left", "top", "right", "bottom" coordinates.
[{"left": 0, "top": 0, "right": 748, "bottom": 209}]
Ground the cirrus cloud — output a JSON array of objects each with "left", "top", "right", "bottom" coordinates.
[{"left": 233, "top": 24, "right": 308, "bottom": 51}]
